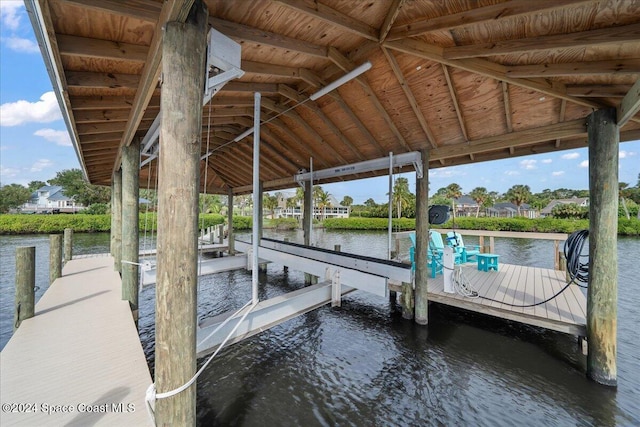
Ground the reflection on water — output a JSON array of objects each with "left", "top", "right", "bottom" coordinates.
[{"left": 1, "top": 231, "right": 639, "bottom": 426}]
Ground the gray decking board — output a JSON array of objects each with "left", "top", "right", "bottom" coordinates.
[
  {"left": 426, "top": 263, "right": 586, "bottom": 336},
  {"left": 0, "top": 256, "right": 152, "bottom": 426}
]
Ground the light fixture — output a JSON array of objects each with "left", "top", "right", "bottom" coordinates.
[{"left": 309, "top": 61, "right": 372, "bottom": 101}]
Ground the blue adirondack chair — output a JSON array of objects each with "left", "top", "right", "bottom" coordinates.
[
  {"left": 409, "top": 231, "right": 461, "bottom": 277},
  {"left": 446, "top": 231, "right": 481, "bottom": 263}
]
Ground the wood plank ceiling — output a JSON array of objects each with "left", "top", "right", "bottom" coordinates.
[{"left": 28, "top": 0, "right": 640, "bottom": 194}]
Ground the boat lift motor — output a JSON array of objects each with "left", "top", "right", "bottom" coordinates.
[{"left": 442, "top": 246, "right": 455, "bottom": 294}]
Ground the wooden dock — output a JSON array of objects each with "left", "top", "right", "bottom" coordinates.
[
  {"left": 0, "top": 256, "right": 152, "bottom": 426},
  {"left": 396, "top": 262, "right": 586, "bottom": 336}
]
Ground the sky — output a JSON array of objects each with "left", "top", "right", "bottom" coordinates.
[{"left": 1, "top": 1, "right": 638, "bottom": 204}]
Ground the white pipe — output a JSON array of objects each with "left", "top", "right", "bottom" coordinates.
[
  {"left": 388, "top": 152, "right": 393, "bottom": 260},
  {"left": 309, "top": 61, "right": 372, "bottom": 101},
  {"left": 252, "top": 92, "right": 261, "bottom": 305}
]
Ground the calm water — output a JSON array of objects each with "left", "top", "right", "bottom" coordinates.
[{"left": 1, "top": 231, "right": 639, "bottom": 426}]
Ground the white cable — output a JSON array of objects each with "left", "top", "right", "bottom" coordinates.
[
  {"left": 145, "top": 299, "right": 256, "bottom": 425},
  {"left": 451, "top": 266, "right": 479, "bottom": 298}
]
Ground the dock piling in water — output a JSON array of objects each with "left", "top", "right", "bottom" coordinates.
[
  {"left": 49, "top": 234, "right": 62, "bottom": 284},
  {"left": 587, "top": 107, "right": 618, "bottom": 386},
  {"left": 14, "top": 246, "right": 36, "bottom": 331},
  {"left": 63, "top": 228, "right": 73, "bottom": 263}
]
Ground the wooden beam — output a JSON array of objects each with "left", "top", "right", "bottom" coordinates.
[
  {"left": 77, "top": 122, "right": 126, "bottom": 135},
  {"left": 506, "top": 58, "right": 640, "bottom": 78},
  {"left": 273, "top": 0, "right": 378, "bottom": 42},
  {"left": 206, "top": 96, "right": 256, "bottom": 107},
  {"left": 618, "top": 78, "right": 640, "bottom": 127},
  {"left": 566, "top": 85, "right": 631, "bottom": 98},
  {"left": 79, "top": 132, "right": 124, "bottom": 144},
  {"left": 72, "top": 95, "right": 142, "bottom": 110},
  {"left": 242, "top": 60, "right": 300, "bottom": 79},
  {"left": 210, "top": 17, "right": 328, "bottom": 58},
  {"left": 57, "top": 34, "right": 148, "bottom": 62},
  {"left": 328, "top": 47, "right": 412, "bottom": 152},
  {"left": 444, "top": 22, "right": 640, "bottom": 60},
  {"left": 378, "top": 0, "right": 405, "bottom": 42},
  {"left": 75, "top": 109, "right": 157, "bottom": 124},
  {"left": 278, "top": 83, "right": 366, "bottom": 161},
  {"left": 442, "top": 64, "right": 469, "bottom": 141},
  {"left": 381, "top": 47, "right": 437, "bottom": 149},
  {"left": 387, "top": 0, "right": 593, "bottom": 41},
  {"left": 221, "top": 82, "right": 280, "bottom": 94},
  {"left": 430, "top": 119, "right": 587, "bottom": 161},
  {"left": 204, "top": 107, "right": 254, "bottom": 117},
  {"left": 59, "top": 0, "right": 161, "bottom": 21},
  {"left": 556, "top": 99, "right": 567, "bottom": 147},
  {"left": 116, "top": 0, "right": 196, "bottom": 174},
  {"left": 66, "top": 71, "right": 140, "bottom": 89},
  {"left": 502, "top": 82, "right": 513, "bottom": 133},
  {"left": 384, "top": 38, "right": 602, "bottom": 110}
]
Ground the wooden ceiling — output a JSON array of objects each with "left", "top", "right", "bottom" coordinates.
[{"left": 27, "top": 0, "right": 640, "bottom": 194}]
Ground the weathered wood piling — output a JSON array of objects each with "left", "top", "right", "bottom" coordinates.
[
  {"left": 122, "top": 138, "right": 140, "bottom": 319},
  {"left": 586, "top": 107, "right": 618, "bottom": 386},
  {"left": 14, "top": 246, "right": 35, "bottom": 331},
  {"left": 111, "top": 169, "right": 122, "bottom": 273},
  {"left": 63, "top": 228, "right": 73, "bottom": 262},
  {"left": 414, "top": 148, "right": 429, "bottom": 324},
  {"left": 49, "top": 234, "right": 62, "bottom": 284},
  {"left": 154, "top": 2, "right": 207, "bottom": 424}
]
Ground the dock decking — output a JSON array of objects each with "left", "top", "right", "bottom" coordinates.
[
  {"left": 0, "top": 256, "right": 152, "bottom": 426},
  {"left": 411, "top": 263, "right": 586, "bottom": 335}
]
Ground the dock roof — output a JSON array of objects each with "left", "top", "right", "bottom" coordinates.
[{"left": 26, "top": 0, "right": 640, "bottom": 194}]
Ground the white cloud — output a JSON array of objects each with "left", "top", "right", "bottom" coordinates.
[
  {"left": 579, "top": 160, "right": 589, "bottom": 168},
  {"left": 541, "top": 158, "right": 552, "bottom": 164},
  {"left": 0, "top": 165, "right": 20, "bottom": 179},
  {"left": 34, "top": 128, "right": 72, "bottom": 146},
  {"left": 619, "top": 150, "right": 637, "bottom": 159},
  {"left": 4, "top": 36, "right": 39, "bottom": 53},
  {"left": 520, "top": 159, "right": 537, "bottom": 170},
  {"left": 561, "top": 152, "right": 580, "bottom": 160},
  {"left": 430, "top": 167, "right": 464, "bottom": 178},
  {"left": 504, "top": 170, "right": 519, "bottom": 176},
  {"left": 30, "top": 158, "right": 53, "bottom": 172},
  {"left": 0, "top": 92, "right": 62, "bottom": 126},
  {"left": 552, "top": 171, "right": 565, "bottom": 176},
  {"left": 0, "top": 1, "right": 23, "bottom": 31}
]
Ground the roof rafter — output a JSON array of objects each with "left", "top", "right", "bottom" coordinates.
[
  {"left": 443, "top": 22, "right": 640, "bottom": 60},
  {"left": 328, "top": 47, "right": 412, "bottom": 153},
  {"left": 441, "top": 64, "right": 469, "bottom": 142},
  {"left": 383, "top": 38, "right": 602, "bottom": 110},
  {"left": 380, "top": 47, "right": 438, "bottom": 151},
  {"left": 566, "top": 84, "right": 631, "bottom": 97},
  {"left": 379, "top": 0, "right": 406, "bottom": 42},
  {"left": 59, "top": 0, "right": 161, "bottom": 21},
  {"left": 273, "top": 0, "right": 378, "bottom": 41},
  {"left": 506, "top": 58, "right": 640, "bottom": 78},
  {"left": 387, "top": 0, "right": 596, "bottom": 41},
  {"left": 618, "top": 78, "right": 640, "bottom": 127},
  {"left": 57, "top": 34, "right": 148, "bottom": 62}
]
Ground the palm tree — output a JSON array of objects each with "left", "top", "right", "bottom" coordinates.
[
  {"left": 391, "top": 177, "right": 412, "bottom": 218},
  {"left": 315, "top": 188, "right": 332, "bottom": 220},
  {"left": 263, "top": 194, "right": 278, "bottom": 219},
  {"left": 445, "top": 183, "right": 463, "bottom": 220},
  {"left": 619, "top": 182, "right": 630, "bottom": 220},
  {"left": 505, "top": 184, "right": 532, "bottom": 216},
  {"left": 469, "top": 187, "right": 489, "bottom": 218},
  {"left": 340, "top": 195, "right": 353, "bottom": 207}
]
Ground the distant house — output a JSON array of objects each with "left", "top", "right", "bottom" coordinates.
[
  {"left": 540, "top": 197, "right": 589, "bottom": 217},
  {"left": 274, "top": 191, "right": 349, "bottom": 220},
  {"left": 487, "top": 202, "right": 537, "bottom": 218},
  {"left": 22, "top": 185, "right": 84, "bottom": 213},
  {"left": 454, "top": 195, "right": 479, "bottom": 217}
]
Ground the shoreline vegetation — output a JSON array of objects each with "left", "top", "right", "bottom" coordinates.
[{"left": 0, "top": 214, "right": 638, "bottom": 236}]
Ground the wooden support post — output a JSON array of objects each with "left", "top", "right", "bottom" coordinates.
[
  {"left": 155, "top": 2, "right": 207, "bottom": 424},
  {"left": 111, "top": 169, "right": 122, "bottom": 273},
  {"left": 14, "top": 246, "right": 35, "bottom": 331},
  {"left": 401, "top": 281, "right": 414, "bottom": 320},
  {"left": 63, "top": 228, "right": 73, "bottom": 263},
  {"left": 122, "top": 138, "right": 140, "bottom": 320},
  {"left": 479, "top": 236, "right": 486, "bottom": 253},
  {"left": 489, "top": 236, "right": 495, "bottom": 253},
  {"left": 283, "top": 238, "right": 289, "bottom": 273},
  {"left": 217, "top": 224, "right": 224, "bottom": 244},
  {"left": 554, "top": 240, "right": 560, "bottom": 270},
  {"left": 227, "top": 189, "right": 235, "bottom": 255},
  {"left": 414, "top": 149, "right": 429, "bottom": 324},
  {"left": 587, "top": 107, "right": 618, "bottom": 386},
  {"left": 334, "top": 244, "right": 341, "bottom": 252},
  {"left": 49, "top": 234, "right": 62, "bottom": 284}
]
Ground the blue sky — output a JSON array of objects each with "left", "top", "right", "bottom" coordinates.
[{"left": 1, "top": 1, "right": 638, "bottom": 204}]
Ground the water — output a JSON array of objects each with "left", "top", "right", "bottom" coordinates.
[{"left": 1, "top": 231, "right": 639, "bottom": 426}]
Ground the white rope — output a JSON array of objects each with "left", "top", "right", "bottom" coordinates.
[
  {"left": 145, "top": 299, "right": 256, "bottom": 425},
  {"left": 121, "top": 260, "right": 145, "bottom": 267}
]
